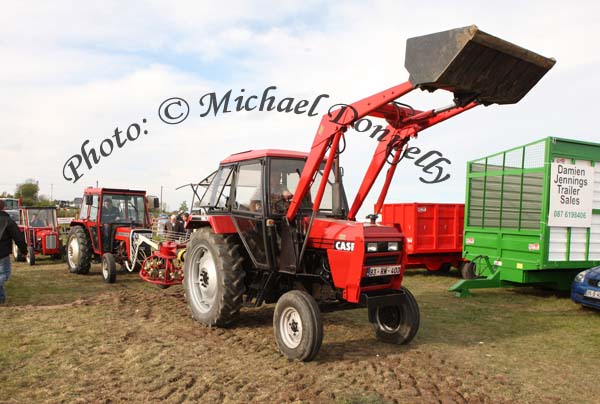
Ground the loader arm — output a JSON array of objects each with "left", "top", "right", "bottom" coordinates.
[
  {"left": 286, "top": 25, "right": 555, "bottom": 225},
  {"left": 286, "top": 81, "right": 415, "bottom": 221}
]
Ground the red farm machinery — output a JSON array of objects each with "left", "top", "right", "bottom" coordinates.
[
  {"left": 178, "top": 25, "right": 555, "bottom": 361},
  {"left": 13, "top": 206, "right": 63, "bottom": 265},
  {"left": 66, "top": 188, "right": 159, "bottom": 283},
  {"left": 179, "top": 25, "right": 555, "bottom": 361},
  {"left": 380, "top": 203, "right": 466, "bottom": 274}
]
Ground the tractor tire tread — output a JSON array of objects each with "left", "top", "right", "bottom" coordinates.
[
  {"left": 184, "top": 228, "right": 246, "bottom": 328},
  {"left": 67, "top": 226, "right": 92, "bottom": 274}
]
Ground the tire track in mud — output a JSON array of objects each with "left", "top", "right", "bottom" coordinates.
[{"left": 85, "top": 287, "right": 537, "bottom": 404}]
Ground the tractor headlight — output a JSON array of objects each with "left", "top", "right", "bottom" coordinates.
[
  {"left": 387, "top": 242, "right": 399, "bottom": 252},
  {"left": 367, "top": 242, "right": 378, "bottom": 252},
  {"left": 574, "top": 270, "right": 588, "bottom": 283}
]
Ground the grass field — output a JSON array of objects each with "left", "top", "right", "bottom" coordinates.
[{"left": 0, "top": 258, "right": 599, "bottom": 403}]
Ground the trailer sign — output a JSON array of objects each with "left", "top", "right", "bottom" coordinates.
[{"left": 548, "top": 160, "right": 594, "bottom": 227}]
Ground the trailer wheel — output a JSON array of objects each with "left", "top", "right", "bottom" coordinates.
[
  {"left": 26, "top": 247, "right": 35, "bottom": 266},
  {"left": 102, "top": 253, "right": 117, "bottom": 283},
  {"left": 66, "top": 226, "right": 91, "bottom": 275},
  {"left": 461, "top": 262, "right": 476, "bottom": 279},
  {"left": 12, "top": 242, "right": 25, "bottom": 262},
  {"left": 273, "top": 290, "right": 323, "bottom": 362},
  {"left": 183, "top": 228, "right": 245, "bottom": 327},
  {"left": 373, "top": 286, "right": 420, "bottom": 345}
]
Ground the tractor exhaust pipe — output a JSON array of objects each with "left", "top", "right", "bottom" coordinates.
[{"left": 405, "top": 25, "right": 556, "bottom": 105}]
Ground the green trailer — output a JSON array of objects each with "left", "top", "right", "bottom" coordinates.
[{"left": 450, "top": 137, "right": 600, "bottom": 297}]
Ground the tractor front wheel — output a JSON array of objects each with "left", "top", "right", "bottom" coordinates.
[
  {"left": 373, "top": 287, "right": 420, "bottom": 345},
  {"left": 183, "top": 228, "right": 245, "bottom": 327},
  {"left": 12, "top": 242, "right": 24, "bottom": 262},
  {"left": 273, "top": 290, "right": 323, "bottom": 362},
  {"left": 26, "top": 247, "right": 35, "bottom": 266},
  {"left": 66, "top": 226, "right": 92, "bottom": 274},
  {"left": 102, "top": 253, "right": 117, "bottom": 283}
]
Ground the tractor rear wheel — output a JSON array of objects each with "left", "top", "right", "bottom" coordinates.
[
  {"left": 26, "top": 247, "right": 35, "bottom": 266},
  {"left": 273, "top": 290, "right": 323, "bottom": 362},
  {"left": 12, "top": 242, "right": 25, "bottom": 262},
  {"left": 102, "top": 253, "right": 117, "bottom": 283},
  {"left": 66, "top": 226, "right": 92, "bottom": 274},
  {"left": 183, "top": 228, "right": 245, "bottom": 327},
  {"left": 373, "top": 286, "right": 420, "bottom": 345},
  {"left": 461, "top": 262, "right": 476, "bottom": 279}
]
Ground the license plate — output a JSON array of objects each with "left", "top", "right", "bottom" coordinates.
[
  {"left": 366, "top": 265, "right": 401, "bottom": 277},
  {"left": 584, "top": 289, "right": 600, "bottom": 300}
]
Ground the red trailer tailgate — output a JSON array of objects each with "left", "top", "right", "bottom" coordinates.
[{"left": 381, "top": 203, "right": 464, "bottom": 254}]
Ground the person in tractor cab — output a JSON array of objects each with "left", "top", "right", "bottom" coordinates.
[
  {"left": 29, "top": 213, "right": 46, "bottom": 227},
  {"left": 269, "top": 170, "right": 292, "bottom": 215},
  {"left": 101, "top": 198, "right": 120, "bottom": 223},
  {"left": 0, "top": 200, "right": 27, "bottom": 304}
]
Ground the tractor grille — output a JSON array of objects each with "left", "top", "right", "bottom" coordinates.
[
  {"left": 45, "top": 234, "right": 57, "bottom": 249},
  {"left": 364, "top": 255, "right": 400, "bottom": 266},
  {"left": 361, "top": 276, "right": 392, "bottom": 287}
]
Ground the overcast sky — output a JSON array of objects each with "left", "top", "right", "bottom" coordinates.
[{"left": 1, "top": 1, "right": 599, "bottom": 217}]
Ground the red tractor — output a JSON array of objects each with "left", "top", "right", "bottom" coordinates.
[
  {"left": 181, "top": 26, "right": 555, "bottom": 361},
  {"left": 66, "top": 188, "right": 158, "bottom": 283},
  {"left": 13, "top": 206, "right": 63, "bottom": 265}
]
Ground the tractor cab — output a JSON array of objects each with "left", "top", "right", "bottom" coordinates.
[
  {"left": 0, "top": 198, "right": 21, "bottom": 223},
  {"left": 195, "top": 150, "right": 349, "bottom": 272},
  {"left": 77, "top": 189, "right": 151, "bottom": 254},
  {"left": 14, "top": 206, "right": 62, "bottom": 265}
]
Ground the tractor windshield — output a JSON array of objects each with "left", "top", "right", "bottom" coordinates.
[
  {"left": 198, "top": 167, "right": 233, "bottom": 211},
  {"left": 26, "top": 208, "right": 56, "bottom": 228},
  {"left": 1, "top": 199, "right": 19, "bottom": 210},
  {"left": 101, "top": 194, "right": 147, "bottom": 225},
  {"left": 270, "top": 158, "right": 347, "bottom": 217}
]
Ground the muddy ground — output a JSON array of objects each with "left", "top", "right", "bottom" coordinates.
[{"left": 1, "top": 260, "right": 593, "bottom": 403}]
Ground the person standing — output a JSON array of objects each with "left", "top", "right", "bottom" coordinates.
[
  {"left": 0, "top": 200, "right": 27, "bottom": 304},
  {"left": 164, "top": 214, "right": 183, "bottom": 234}
]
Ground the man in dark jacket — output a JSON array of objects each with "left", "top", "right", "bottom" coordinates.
[{"left": 0, "top": 200, "right": 27, "bottom": 304}]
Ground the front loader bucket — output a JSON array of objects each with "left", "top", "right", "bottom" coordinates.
[{"left": 405, "top": 25, "right": 555, "bottom": 105}]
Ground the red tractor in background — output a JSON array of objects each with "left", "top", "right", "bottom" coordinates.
[
  {"left": 181, "top": 26, "right": 555, "bottom": 361},
  {"left": 13, "top": 206, "right": 63, "bottom": 265},
  {"left": 66, "top": 188, "right": 158, "bottom": 283},
  {"left": 0, "top": 197, "right": 20, "bottom": 223}
]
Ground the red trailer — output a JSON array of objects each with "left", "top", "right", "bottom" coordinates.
[{"left": 380, "top": 203, "right": 464, "bottom": 272}]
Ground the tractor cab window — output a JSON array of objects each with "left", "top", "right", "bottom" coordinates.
[
  {"left": 79, "top": 201, "right": 88, "bottom": 219},
  {"left": 269, "top": 158, "right": 346, "bottom": 217},
  {"left": 89, "top": 195, "right": 99, "bottom": 221},
  {"left": 199, "top": 167, "right": 233, "bottom": 211},
  {"left": 3, "top": 199, "right": 18, "bottom": 210},
  {"left": 101, "top": 194, "right": 146, "bottom": 224},
  {"left": 233, "top": 162, "right": 263, "bottom": 213},
  {"left": 27, "top": 209, "right": 56, "bottom": 228}
]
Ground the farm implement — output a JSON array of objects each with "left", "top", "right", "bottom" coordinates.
[
  {"left": 176, "top": 25, "right": 554, "bottom": 361},
  {"left": 137, "top": 223, "right": 190, "bottom": 288}
]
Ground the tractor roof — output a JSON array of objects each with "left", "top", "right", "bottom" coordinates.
[
  {"left": 83, "top": 188, "right": 147, "bottom": 195},
  {"left": 220, "top": 149, "right": 309, "bottom": 164}
]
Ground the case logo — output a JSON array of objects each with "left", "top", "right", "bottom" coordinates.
[{"left": 334, "top": 241, "right": 355, "bottom": 251}]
